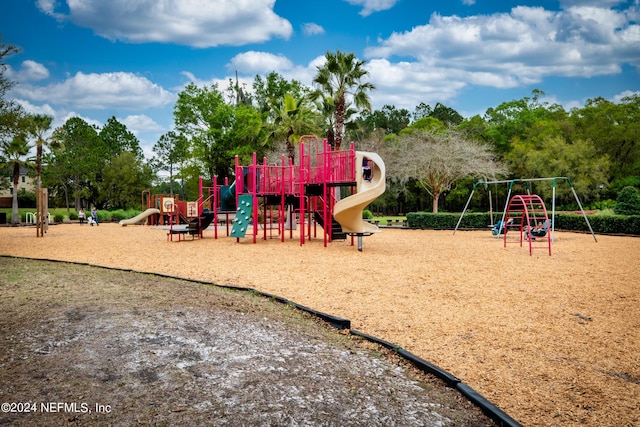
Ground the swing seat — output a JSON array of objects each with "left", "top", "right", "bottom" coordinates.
[
  {"left": 531, "top": 220, "right": 549, "bottom": 237},
  {"left": 491, "top": 220, "right": 507, "bottom": 235},
  {"left": 531, "top": 229, "right": 547, "bottom": 237}
]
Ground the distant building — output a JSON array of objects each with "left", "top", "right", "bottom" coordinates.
[{"left": 0, "top": 167, "right": 35, "bottom": 207}]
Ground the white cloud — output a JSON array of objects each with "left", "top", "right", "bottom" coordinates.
[
  {"left": 612, "top": 90, "right": 640, "bottom": 102},
  {"left": 40, "top": 0, "right": 292, "bottom": 47},
  {"left": 120, "top": 115, "right": 164, "bottom": 134},
  {"left": 344, "top": 0, "right": 399, "bottom": 16},
  {"left": 365, "top": 4, "right": 640, "bottom": 91},
  {"left": 302, "top": 23, "right": 325, "bottom": 36},
  {"left": 365, "top": 59, "right": 467, "bottom": 110},
  {"left": 227, "top": 51, "right": 294, "bottom": 74},
  {"left": 15, "top": 99, "right": 57, "bottom": 118},
  {"left": 13, "top": 71, "right": 175, "bottom": 110},
  {"left": 559, "top": 0, "right": 630, "bottom": 7},
  {"left": 36, "top": 0, "right": 63, "bottom": 19},
  {"left": 13, "top": 60, "right": 50, "bottom": 82},
  {"left": 5, "top": 61, "right": 50, "bottom": 83},
  {"left": 462, "top": 0, "right": 476, "bottom": 5}
]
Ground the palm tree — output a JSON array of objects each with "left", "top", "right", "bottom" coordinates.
[
  {"left": 310, "top": 50, "right": 375, "bottom": 150},
  {"left": 267, "top": 93, "right": 319, "bottom": 162},
  {"left": 25, "top": 114, "right": 53, "bottom": 189},
  {"left": 0, "top": 136, "right": 34, "bottom": 224}
]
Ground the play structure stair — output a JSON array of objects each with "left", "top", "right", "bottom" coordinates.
[{"left": 313, "top": 211, "right": 347, "bottom": 240}]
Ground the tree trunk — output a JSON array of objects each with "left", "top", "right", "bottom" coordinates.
[
  {"left": 432, "top": 191, "right": 440, "bottom": 213},
  {"left": 11, "top": 163, "right": 20, "bottom": 224},
  {"left": 334, "top": 98, "right": 345, "bottom": 151},
  {"left": 286, "top": 129, "right": 295, "bottom": 163},
  {"left": 326, "top": 128, "right": 336, "bottom": 151},
  {"left": 36, "top": 145, "right": 43, "bottom": 189}
]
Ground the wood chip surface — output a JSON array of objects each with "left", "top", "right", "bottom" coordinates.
[{"left": 1, "top": 223, "right": 638, "bottom": 427}]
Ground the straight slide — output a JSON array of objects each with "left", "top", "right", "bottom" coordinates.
[
  {"left": 119, "top": 208, "right": 160, "bottom": 226},
  {"left": 333, "top": 151, "right": 385, "bottom": 234}
]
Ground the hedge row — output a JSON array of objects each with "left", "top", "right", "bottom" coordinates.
[{"left": 406, "top": 212, "right": 640, "bottom": 235}]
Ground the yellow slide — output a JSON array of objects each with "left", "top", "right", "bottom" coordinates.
[
  {"left": 334, "top": 151, "right": 386, "bottom": 234},
  {"left": 119, "top": 208, "right": 160, "bottom": 226}
]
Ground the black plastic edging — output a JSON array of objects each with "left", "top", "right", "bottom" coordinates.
[
  {"left": 350, "top": 329, "right": 401, "bottom": 351},
  {"left": 290, "top": 302, "right": 351, "bottom": 330},
  {"left": 350, "top": 330, "right": 460, "bottom": 387},
  {"left": 457, "top": 383, "right": 522, "bottom": 427},
  {"left": 351, "top": 328, "right": 521, "bottom": 426},
  {"left": 258, "top": 291, "right": 291, "bottom": 305},
  {"left": 397, "top": 348, "right": 461, "bottom": 388}
]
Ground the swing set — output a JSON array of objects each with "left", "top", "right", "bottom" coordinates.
[{"left": 453, "top": 177, "right": 597, "bottom": 255}]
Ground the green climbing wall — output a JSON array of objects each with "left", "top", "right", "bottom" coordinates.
[{"left": 230, "top": 194, "right": 253, "bottom": 238}]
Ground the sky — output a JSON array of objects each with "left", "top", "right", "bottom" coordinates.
[{"left": 2, "top": 0, "right": 639, "bottom": 159}]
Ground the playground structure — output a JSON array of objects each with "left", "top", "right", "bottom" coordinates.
[
  {"left": 141, "top": 190, "right": 191, "bottom": 226},
  {"left": 119, "top": 208, "right": 161, "bottom": 226},
  {"left": 454, "top": 177, "right": 597, "bottom": 255},
  {"left": 500, "top": 194, "right": 552, "bottom": 256},
  {"left": 151, "top": 136, "right": 385, "bottom": 250}
]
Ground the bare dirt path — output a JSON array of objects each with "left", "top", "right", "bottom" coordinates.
[{"left": 1, "top": 223, "right": 639, "bottom": 426}]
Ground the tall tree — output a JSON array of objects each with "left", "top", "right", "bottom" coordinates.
[
  {"left": 227, "top": 103, "right": 269, "bottom": 163},
  {"left": 99, "top": 116, "right": 143, "bottom": 160},
  {"left": 266, "top": 93, "right": 320, "bottom": 162},
  {"left": 506, "top": 134, "right": 610, "bottom": 204},
  {"left": 0, "top": 36, "right": 22, "bottom": 144},
  {"left": 253, "top": 72, "right": 306, "bottom": 114},
  {"left": 0, "top": 136, "right": 33, "bottom": 223},
  {"left": 431, "top": 102, "right": 464, "bottom": 126},
  {"left": 24, "top": 114, "right": 53, "bottom": 189},
  {"left": 310, "top": 50, "right": 375, "bottom": 150},
  {"left": 0, "top": 36, "right": 26, "bottom": 196},
  {"left": 456, "top": 115, "right": 490, "bottom": 143},
  {"left": 570, "top": 95, "right": 640, "bottom": 182},
  {"left": 360, "top": 105, "right": 411, "bottom": 136},
  {"left": 413, "top": 102, "right": 433, "bottom": 121},
  {"left": 99, "top": 151, "right": 152, "bottom": 209},
  {"left": 386, "top": 129, "right": 507, "bottom": 213},
  {"left": 484, "top": 89, "right": 566, "bottom": 155},
  {"left": 45, "top": 117, "right": 105, "bottom": 210},
  {"left": 151, "top": 131, "right": 189, "bottom": 197},
  {"left": 174, "top": 83, "right": 235, "bottom": 179},
  {"left": 174, "top": 83, "right": 265, "bottom": 180}
]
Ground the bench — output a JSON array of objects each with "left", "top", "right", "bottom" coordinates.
[{"left": 167, "top": 222, "right": 200, "bottom": 241}]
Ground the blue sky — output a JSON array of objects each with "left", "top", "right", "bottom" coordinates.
[{"left": 2, "top": 0, "right": 639, "bottom": 158}]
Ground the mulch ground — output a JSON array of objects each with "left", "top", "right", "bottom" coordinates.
[{"left": 1, "top": 222, "right": 639, "bottom": 427}]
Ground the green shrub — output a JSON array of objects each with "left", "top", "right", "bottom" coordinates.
[
  {"left": 68, "top": 211, "right": 78, "bottom": 220},
  {"left": 362, "top": 209, "right": 373, "bottom": 219},
  {"left": 407, "top": 212, "right": 492, "bottom": 230},
  {"left": 406, "top": 211, "right": 640, "bottom": 235},
  {"left": 53, "top": 213, "right": 64, "bottom": 223},
  {"left": 614, "top": 186, "right": 640, "bottom": 215},
  {"left": 110, "top": 209, "right": 128, "bottom": 222},
  {"left": 97, "top": 210, "right": 111, "bottom": 223},
  {"left": 17, "top": 189, "right": 36, "bottom": 208}
]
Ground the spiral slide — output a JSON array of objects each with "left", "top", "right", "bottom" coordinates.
[
  {"left": 119, "top": 208, "right": 160, "bottom": 226},
  {"left": 333, "top": 151, "right": 385, "bottom": 234}
]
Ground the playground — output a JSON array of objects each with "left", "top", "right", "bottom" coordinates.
[{"left": 0, "top": 223, "right": 638, "bottom": 426}]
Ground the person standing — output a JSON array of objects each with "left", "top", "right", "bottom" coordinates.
[
  {"left": 78, "top": 208, "right": 85, "bottom": 225},
  {"left": 91, "top": 207, "right": 99, "bottom": 226}
]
